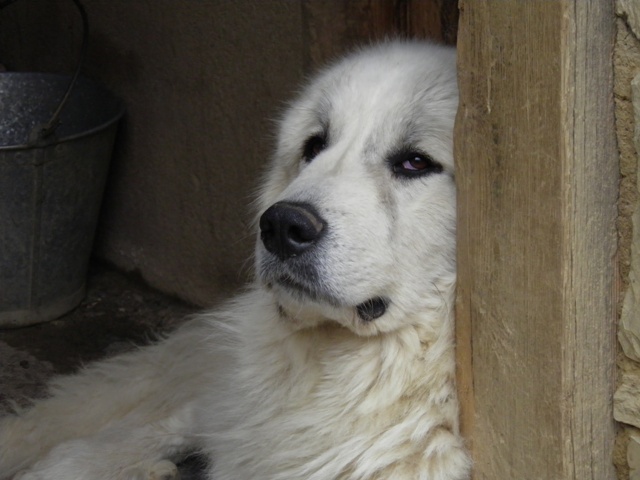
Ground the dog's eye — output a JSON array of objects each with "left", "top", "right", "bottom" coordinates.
[
  {"left": 302, "top": 135, "right": 326, "bottom": 162},
  {"left": 391, "top": 151, "right": 443, "bottom": 178}
]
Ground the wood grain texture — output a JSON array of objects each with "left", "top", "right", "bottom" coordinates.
[
  {"left": 559, "top": 2, "right": 618, "bottom": 478},
  {"left": 455, "top": 1, "right": 617, "bottom": 478}
]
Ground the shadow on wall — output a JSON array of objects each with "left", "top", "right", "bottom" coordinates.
[{"left": 0, "top": 0, "right": 307, "bottom": 306}]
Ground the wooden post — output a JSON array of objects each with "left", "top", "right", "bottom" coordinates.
[{"left": 455, "top": 1, "right": 617, "bottom": 478}]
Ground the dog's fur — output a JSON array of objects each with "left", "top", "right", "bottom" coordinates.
[{"left": 0, "top": 41, "right": 470, "bottom": 479}]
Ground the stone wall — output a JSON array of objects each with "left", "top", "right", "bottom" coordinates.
[{"left": 615, "top": 1, "right": 640, "bottom": 478}]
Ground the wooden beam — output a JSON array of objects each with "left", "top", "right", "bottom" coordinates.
[{"left": 455, "top": 1, "right": 617, "bottom": 478}]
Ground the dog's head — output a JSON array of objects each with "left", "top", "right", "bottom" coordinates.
[{"left": 255, "top": 41, "right": 458, "bottom": 336}]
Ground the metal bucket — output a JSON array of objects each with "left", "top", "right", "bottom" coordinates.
[{"left": 0, "top": 73, "right": 124, "bottom": 327}]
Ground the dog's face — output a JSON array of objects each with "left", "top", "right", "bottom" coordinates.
[{"left": 255, "top": 42, "right": 458, "bottom": 336}]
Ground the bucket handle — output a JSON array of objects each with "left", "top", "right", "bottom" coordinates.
[{"left": 0, "top": 0, "right": 88, "bottom": 145}]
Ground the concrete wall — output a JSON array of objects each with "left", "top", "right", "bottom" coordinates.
[{"left": 0, "top": 0, "right": 305, "bottom": 305}]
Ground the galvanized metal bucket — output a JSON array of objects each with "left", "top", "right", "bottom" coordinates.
[{"left": 0, "top": 73, "right": 124, "bottom": 327}]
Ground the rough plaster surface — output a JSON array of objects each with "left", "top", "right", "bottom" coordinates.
[
  {"left": 0, "top": 0, "right": 305, "bottom": 306},
  {"left": 618, "top": 428, "right": 633, "bottom": 480},
  {"left": 620, "top": 73, "right": 640, "bottom": 363},
  {"left": 619, "top": 0, "right": 640, "bottom": 41},
  {"left": 630, "top": 432, "right": 640, "bottom": 480},
  {"left": 616, "top": 372, "right": 640, "bottom": 429},
  {"left": 615, "top": 10, "right": 640, "bottom": 480}
]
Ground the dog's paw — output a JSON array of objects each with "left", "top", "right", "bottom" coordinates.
[
  {"left": 149, "top": 460, "right": 180, "bottom": 480},
  {"left": 122, "top": 460, "right": 180, "bottom": 480}
]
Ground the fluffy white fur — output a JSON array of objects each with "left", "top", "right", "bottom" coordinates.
[{"left": 0, "top": 40, "right": 470, "bottom": 479}]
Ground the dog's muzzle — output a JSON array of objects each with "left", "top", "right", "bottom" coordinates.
[
  {"left": 260, "top": 202, "right": 389, "bottom": 323},
  {"left": 260, "top": 202, "right": 326, "bottom": 260}
]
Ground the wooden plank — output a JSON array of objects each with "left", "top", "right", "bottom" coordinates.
[
  {"left": 456, "top": 4, "right": 565, "bottom": 476},
  {"left": 455, "top": 1, "right": 617, "bottom": 478},
  {"left": 559, "top": 2, "right": 617, "bottom": 478}
]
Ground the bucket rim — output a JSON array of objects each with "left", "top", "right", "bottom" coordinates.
[{"left": 0, "top": 72, "right": 125, "bottom": 151}]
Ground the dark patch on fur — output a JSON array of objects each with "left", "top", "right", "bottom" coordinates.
[{"left": 356, "top": 297, "right": 389, "bottom": 322}]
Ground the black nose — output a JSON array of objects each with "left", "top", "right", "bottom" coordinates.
[{"left": 259, "top": 202, "right": 326, "bottom": 260}]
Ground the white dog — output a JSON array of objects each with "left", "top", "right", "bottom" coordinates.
[{"left": 0, "top": 40, "right": 470, "bottom": 480}]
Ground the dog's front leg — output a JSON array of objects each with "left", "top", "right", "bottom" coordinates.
[
  {"left": 11, "top": 401, "right": 197, "bottom": 480},
  {"left": 0, "top": 319, "right": 216, "bottom": 479}
]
